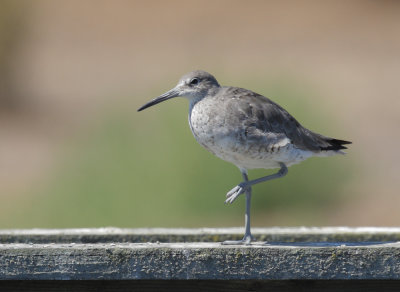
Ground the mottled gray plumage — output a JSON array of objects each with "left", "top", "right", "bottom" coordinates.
[
  {"left": 219, "top": 86, "right": 346, "bottom": 152},
  {"left": 138, "top": 70, "right": 351, "bottom": 244}
]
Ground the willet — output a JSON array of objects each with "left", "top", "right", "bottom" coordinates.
[{"left": 138, "top": 70, "right": 351, "bottom": 245}]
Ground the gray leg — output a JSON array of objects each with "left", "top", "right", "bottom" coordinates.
[
  {"left": 222, "top": 169, "right": 254, "bottom": 245},
  {"left": 242, "top": 171, "right": 253, "bottom": 243},
  {"left": 222, "top": 163, "right": 288, "bottom": 245},
  {"left": 225, "top": 163, "right": 288, "bottom": 204}
]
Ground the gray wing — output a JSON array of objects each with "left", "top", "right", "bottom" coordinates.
[{"left": 222, "top": 87, "right": 349, "bottom": 152}]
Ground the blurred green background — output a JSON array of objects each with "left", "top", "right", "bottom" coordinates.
[{"left": 0, "top": 0, "right": 399, "bottom": 229}]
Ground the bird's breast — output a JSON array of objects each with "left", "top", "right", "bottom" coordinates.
[
  {"left": 188, "top": 98, "right": 223, "bottom": 153},
  {"left": 189, "top": 98, "right": 260, "bottom": 165}
]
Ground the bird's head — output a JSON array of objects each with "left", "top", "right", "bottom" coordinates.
[{"left": 138, "top": 70, "right": 220, "bottom": 111}]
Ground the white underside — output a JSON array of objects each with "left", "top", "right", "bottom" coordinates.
[{"left": 208, "top": 142, "right": 315, "bottom": 170}]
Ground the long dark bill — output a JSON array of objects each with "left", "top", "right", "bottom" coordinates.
[{"left": 137, "top": 88, "right": 179, "bottom": 112}]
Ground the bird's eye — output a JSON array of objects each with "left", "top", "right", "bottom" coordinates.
[{"left": 189, "top": 78, "right": 199, "bottom": 86}]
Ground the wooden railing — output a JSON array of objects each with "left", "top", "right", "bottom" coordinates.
[{"left": 1, "top": 227, "right": 400, "bottom": 291}]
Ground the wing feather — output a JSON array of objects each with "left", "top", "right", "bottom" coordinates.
[{"left": 223, "top": 87, "right": 351, "bottom": 152}]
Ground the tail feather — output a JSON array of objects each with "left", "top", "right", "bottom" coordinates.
[{"left": 320, "top": 138, "right": 352, "bottom": 151}]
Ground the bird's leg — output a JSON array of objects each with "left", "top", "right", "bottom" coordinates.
[
  {"left": 222, "top": 163, "right": 288, "bottom": 245},
  {"left": 225, "top": 163, "right": 288, "bottom": 204},
  {"left": 222, "top": 169, "right": 254, "bottom": 245},
  {"left": 242, "top": 171, "right": 253, "bottom": 243}
]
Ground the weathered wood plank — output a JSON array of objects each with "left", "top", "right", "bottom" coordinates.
[
  {"left": 1, "top": 226, "right": 400, "bottom": 291},
  {"left": 1, "top": 239, "right": 400, "bottom": 280},
  {"left": 1, "top": 227, "right": 400, "bottom": 243}
]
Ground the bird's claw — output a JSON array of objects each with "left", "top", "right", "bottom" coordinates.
[
  {"left": 221, "top": 234, "right": 254, "bottom": 245},
  {"left": 225, "top": 182, "right": 248, "bottom": 204}
]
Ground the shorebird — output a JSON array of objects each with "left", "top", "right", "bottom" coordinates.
[{"left": 138, "top": 70, "right": 351, "bottom": 245}]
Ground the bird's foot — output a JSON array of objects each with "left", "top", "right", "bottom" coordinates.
[
  {"left": 225, "top": 182, "right": 249, "bottom": 204},
  {"left": 221, "top": 234, "right": 254, "bottom": 245}
]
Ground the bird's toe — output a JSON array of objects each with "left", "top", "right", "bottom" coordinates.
[
  {"left": 225, "top": 185, "right": 246, "bottom": 204},
  {"left": 226, "top": 185, "right": 240, "bottom": 198}
]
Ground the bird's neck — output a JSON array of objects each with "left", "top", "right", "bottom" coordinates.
[{"left": 187, "top": 86, "right": 220, "bottom": 115}]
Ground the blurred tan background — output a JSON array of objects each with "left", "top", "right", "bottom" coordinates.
[{"left": 0, "top": 0, "right": 399, "bottom": 228}]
